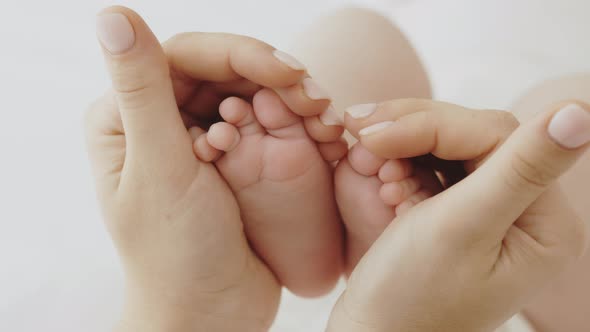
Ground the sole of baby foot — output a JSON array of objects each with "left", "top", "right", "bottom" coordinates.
[
  {"left": 335, "top": 143, "right": 442, "bottom": 276},
  {"left": 194, "top": 89, "right": 345, "bottom": 297}
]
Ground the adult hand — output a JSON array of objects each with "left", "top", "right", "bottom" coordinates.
[
  {"left": 328, "top": 99, "right": 590, "bottom": 332},
  {"left": 86, "top": 6, "right": 319, "bottom": 331}
]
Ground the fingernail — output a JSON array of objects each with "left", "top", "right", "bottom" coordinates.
[
  {"left": 548, "top": 104, "right": 590, "bottom": 149},
  {"left": 320, "top": 105, "right": 343, "bottom": 126},
  {"left": 303, "top": 78, "right": 331, "bottom": 101},
  {"left": 346, "top": 103, "right": 377, "bottom": 119},
  {"left": 96, "top": 13, "right": 136, "bottom": 55},
  {"left": 359, "top": 121, "right": 395, "bottom": 136},
  {"left": 273, "top": 50, "right": 306, "bottom": 71}
]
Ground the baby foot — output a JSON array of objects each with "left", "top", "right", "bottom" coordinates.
[
  {"left": 191, "top": 89, "right": 347, "bottom": 297},
  {"left": 335, "top": 143, "right": 442, "bottom": 276}
]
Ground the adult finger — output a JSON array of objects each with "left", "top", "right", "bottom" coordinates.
[
  {"left": 348, "top": 99, "right": 590, "bottom": 245},
  {"left": 96, "top": 6, "right": 191, "bottom": 161},
  {"left": 345, "top": 99, "right": 519, "bottom": 161},
  {"left": 164, "top": 32, "right": 307, "bottom": 106},
  {"left": 438, "top": 102, "right": 590, "bottom": 244}
]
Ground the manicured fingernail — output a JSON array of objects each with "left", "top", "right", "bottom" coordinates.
[
  {"left": 346, "top": 104, "right": 377, "bottom": 119},
  {"left": 359, "top": 121, "right": 395, "bottom": 136},
  {"left": 320, "top": 105, "right": 343, "bottom": 126},
  {"left": 96, "top": 13, "right": 136, "bottom": 55},
  {"left": 303, "top": 78, "right": 331, "bottom": 101},
  {"left": 273, "top": 50, "right": 306, "bottom": 71},
  {"left": 548, "top": 104, "right": 590, "bottom": 149}
]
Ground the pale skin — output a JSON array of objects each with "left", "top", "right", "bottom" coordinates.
[
  {"left": 88, "top": 5, "right": 590, "bottom": 332},
  {"left": 290, "top": 8, "right": 590, "bottom": 331},
  {"left": 89, "top": 6, "right": 345, "bottom": 330}
]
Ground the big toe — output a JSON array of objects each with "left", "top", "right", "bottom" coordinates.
[
  {"left": 335, "top": 158, "right": 395, "bottom": 276},
  {"left": 252, "top": 88, "right": 307, "bottom": 139},
  {"left": 348, "top": 142, "right": 387, "bottom": 176}
]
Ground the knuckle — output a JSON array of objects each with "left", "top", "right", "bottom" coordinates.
[
  {"left": 505, "top": 151, "right": 554, "bottom": 191},
  {"left": 112, "top": 73, "right": 168, "bottom": 111}
]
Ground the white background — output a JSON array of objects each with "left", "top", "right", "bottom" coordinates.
[{"left": 1, "top": 0, "right": 589, "bottom": 331}]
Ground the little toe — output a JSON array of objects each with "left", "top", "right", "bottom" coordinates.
[
  {"left": 318, "top": 138, "right": 349, "bottom": 162},
  {"left": 379, "top": 176, "right": 421, "bottom": 206},
  {"left": 348, "top": 143, "right": 387, "bottom": 176},
  {"left": 378, "top": 159, "right": 413, "bottom": 182},
  {"left": 207, "top": 122, "right": 241, "bottom": 152},
  {"left": 219, "top": 97, "right": 264, "bottom": 136},
  {"left": 194, "top": 134, "right": 222, "bottom": 162},
  {"left": 274, "top": 77, "right": 333, "bottom": 117},
  {"left": 303, "top": 105, "right": 344, "bottom": 143}
]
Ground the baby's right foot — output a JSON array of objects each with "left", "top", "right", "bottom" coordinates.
[
  {"left": 335, "top": 143, "right": 442, "bottom": 275},
  {"left": 191, "top": 88, "right": 346, "bottom": 297}
]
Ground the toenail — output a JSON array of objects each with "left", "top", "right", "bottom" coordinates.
[
  {"left": 303, "top": 78, "right": 332, "bottom": 101},
  {"left": 359, "top": 121, "right": 395, "bottom": 136},
  {"left": 320, "top": 105, "right": 343, "bottom": 126},
  {"left": 273, "top": 50, "right": 307, "bottom": 71},
  {"left": 346, "top": 103, "right": 377, "bottom": 119}
]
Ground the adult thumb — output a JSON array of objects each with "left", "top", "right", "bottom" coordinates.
[
  {"left": 96, "top": 6, "right": 189, "bottom": 162},
  {"left": 441, "top": 102, "right": 590, "bottom": 243}
]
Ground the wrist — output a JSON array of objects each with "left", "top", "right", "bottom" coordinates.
[
  {"left": 116, "top": 293, "right": 268, "bottom": 332},
  {"left": 116, "top": 271, "right": 279, "bottom": 332}
]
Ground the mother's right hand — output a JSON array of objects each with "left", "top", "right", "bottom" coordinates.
[
  {"left": 87, "top": 6, "right": 327, "bottom": 331},
  {"left": 329, "top": 99, "right": 590, "bottom": 332}
]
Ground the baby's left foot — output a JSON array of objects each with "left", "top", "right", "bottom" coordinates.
[{"left": 335, "top": 143, "right": 443, "bottom": 275}]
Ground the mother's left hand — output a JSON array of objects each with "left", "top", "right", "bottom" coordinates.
[{"left": 328, "top": 99, "right": 590, "bottom": 332}]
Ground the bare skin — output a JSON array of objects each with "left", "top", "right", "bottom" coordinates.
[
  {"left": 192, "top": 88, "right": 346, "bottom": 297},
  {"left": 290, "top": 7, "right": 590, "bottom": 331},
  {"left": 512, "top": 75, "right": 590, "bottom": 332},
  {"left": 289, "top": 8, "right": 435, "bottom": 275},
  {"left": 89, "top": 6, "right": 347, "bottom": 330}
]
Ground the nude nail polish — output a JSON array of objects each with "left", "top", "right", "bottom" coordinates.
[
  {"left": 96, "top": 13, "right": 136, "bottom": 54},
  {"left": 273, "top": 50, "right": 306, "bottom": 71},
  {"left": 320, "top": 105, "right": 343, "bottom": 126},
  {"left": 359, "top": 121, "right": 395, "bottom": 136},
  {"left": 548, "top": 104, "right": 590, "bottom": 149},
  {"left": 303, "top": 78, "right": 331, "bottom": 101},
  {"left": 346, "top": 104, "right": 377, "bottom": 119}
]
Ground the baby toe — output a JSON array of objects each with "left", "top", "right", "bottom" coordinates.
[
  {"left": 207, "top": 122, "right": 241, "bottom": 152},
  {"left": 303, "top": 105, "right": 344, "bottom": 143},
  {"left": 253, "top": 89, "right": 306, "bottom": 139},
  {"left": 348, "top": 143, "right": 387, "bottom": 176},
  {"left": 379, "top": 176, "right": 421, "bottom": 206},
  {"left": 193, "top": 134, "right": 222, "bottom": 162},
  {"left": 378, "top": 159, "right": 413, "bottom": 183},
  {"left": 219, "top": 97, "right": 263, "bottom": 136},
  {"left": 318, "top": 138, "right": 349, "bottom": 162}
]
